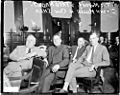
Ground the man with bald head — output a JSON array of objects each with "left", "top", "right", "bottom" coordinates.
[{"left": 4, "top": 34, "right": 47, "bottom": 78}]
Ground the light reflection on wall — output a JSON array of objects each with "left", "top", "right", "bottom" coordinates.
[
  {"left": 4, "top": 1, "right": 15, "bottom": 33},
  {"left": 50, "top": 1, "right": 72, "bottom": 18},
  {"left": 23, "top": 1, "right": 43, "bottom": 32},
  {"left": 4, "top": 1, "right": 15, "bottom": 45},
  {"left": 79, "top": 1, "right": 91, "bottom": 33},
  {"left": 101, "top": 2, "right": 118, "bottom": 32}
]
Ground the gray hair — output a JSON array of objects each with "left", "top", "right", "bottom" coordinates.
[{"left": 26, "top": 34, "right": 36, "bottom": 43}]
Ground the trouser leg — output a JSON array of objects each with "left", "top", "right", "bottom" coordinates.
[
  {"left": 42, "top": 73, "right": 55, "bottom": 93},
  {"left": 69, "top": 77, "right": 77, "bottom": 92},
  {"left": 4, "top": 62, "right": 22, "bottom": 77},
  {"left": 69, "top": 66, "right": 96, "bottom": 91},
  {"left": 65, "top": 62, "right": 82, "bottom": 83}
]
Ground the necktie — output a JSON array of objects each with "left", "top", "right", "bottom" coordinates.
[
  {"left": 86, "top": 46, "right": 94, "bottom": 63},
  {"left": 73, "top": 47, "right": 79, "bottom": 60},
  {"left": 28, "top": 48, "right": 31, "bottom": 53},
  {"left": 90, "top": 46, "right": 94, "bottom": 63},
  {"left": 26, "top": 48, "right": 31, "bottom": 54}
]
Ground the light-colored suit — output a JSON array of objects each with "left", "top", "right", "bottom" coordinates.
[
  {"left": 4, "top": 45, "right": 47, "bottom": 77},
  {"left": 80, "top": 44, "right": 110, "bottom": 67},
  {"left": 65, "top": 44, "right": 110, "bottom": 91}
]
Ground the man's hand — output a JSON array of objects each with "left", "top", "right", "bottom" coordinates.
[
  {"left": 52, "top": 64, "right": 60, "bottom": 72},
  {"left": 73, "top": 59, "right": 77, "bottom": 63},
  {"left": 17, "top": 52, "right": 37, "bottom": 61},
  {"left": 17, "top": 57, "right": 25, "bottom": 61},
  {"left": 27, "top": 52, "right": 37, "bottom": 58},
  {"left": 89, "top": 65, "right": 95, "bottom": 72}
]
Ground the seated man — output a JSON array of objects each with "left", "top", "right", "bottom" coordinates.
[
  {"left": 99, "top": 36, "right": 107, "bottom": 47},
  {"left": 70, "top": 37, "right": 87, "bottom": 64},
  {"left": 37, "top": 33, "right": 69, "bottom": 93},
  {"left": 60, "top": 32, "right": 110, "bottom": 93},
  {"left": 4, "top": 34, "right": 47, "bottom": 78}
]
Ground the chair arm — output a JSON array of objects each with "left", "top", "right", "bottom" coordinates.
[
  {"left": 8, "top": 69, "right": 33, "bottom": 81},
  {"left": 95, "top": 65, "right": 111, "bottom": 78},
  {"left": 19, "top": 84, "right": 39, "bottom": 93},
  {"left": 58, "top": 66, "right": 68, "bottom": 71},
  {"left": 22, "top": 69, "right": 32, "bottom": 73},
  {"left": 97, "top": 65, "right": 111, "bottom": 70}
]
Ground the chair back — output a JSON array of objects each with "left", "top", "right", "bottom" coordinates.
[{"left": 30, "top": 57, "right": 46, "bottom": 82}]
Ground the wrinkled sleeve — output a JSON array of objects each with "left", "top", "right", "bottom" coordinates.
[
  {"left": 9, "top": 46, "right": 19, "bottom": 61},
  {"left": 58, "top": 46, "right": 69, "bottom": 68},
  {"left": 95, "top": 46, "right": 110, "bottom": 67}
]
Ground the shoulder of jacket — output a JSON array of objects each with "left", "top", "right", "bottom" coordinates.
[
  {"left": 62, "top": 45, "right": 69, "bottom": 49},
  {"left": 48, "top": 46, "right": 55, "bottom": 50},
  {"left": 72, "top": 45, "right": 77, "bottom": 48},
  {"left": 16, "top": 45, "right": 25, "bottom": 49},
  {"left": 86, "top": 45, "right": 91, "bottom": 49},
  {"left": 98, "top": 44, "right": 106, "bottom": 49}
]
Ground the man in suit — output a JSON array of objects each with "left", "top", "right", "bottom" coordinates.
[
  {"left": 99, "top": 36, "right": 107, "bottom": 47},
  {"left": 60, "top": 32, "right": 110, "bottom": 93},
  {"left": 115, "top": 36, "right": 119, "bottom": 51},
  {"left": 115, "top": 36, "right": 119, "bottom": 72},
  {"left": 38, "top": 34, "right": 69, "bottom": 93},
  {"left": 70, "top": 37, "right": 87, "bottom": 64},
  {"left": 4, "top": 34, "right": 47, "bottom": 77}
]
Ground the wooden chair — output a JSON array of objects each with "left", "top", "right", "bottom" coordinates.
[
  {"left": 49, "top": 45, "right": 71, "bottom": 92},
  {"left": 49, "top": 67, "right": 68, "bottom": 93},
  {"left": 19, "top": 57, "right": 46, "bottom": 93},
  {"left": 76, "top": 66, "right": 110, "bottom": 93},
  {"left": 6, "top": 57, "right": 46, "bottom": 93}
]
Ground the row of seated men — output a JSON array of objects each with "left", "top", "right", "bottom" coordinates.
[{"left": 3, "top": 31, "right": 117, "bottom": 93}]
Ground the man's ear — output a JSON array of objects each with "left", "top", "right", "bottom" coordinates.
[{"left": 60, "top": 39, "right": 62, "bottom": 44}]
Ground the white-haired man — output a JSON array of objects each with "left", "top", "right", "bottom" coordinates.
[{"left": 4, "top": 34, "right": 47, "bottom": 78}]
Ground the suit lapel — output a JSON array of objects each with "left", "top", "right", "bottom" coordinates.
[
  {"left": 53, "top": 45, "right": 63, "bottom": 58},
  {"left": 72, "top": 46, "right": 77, "bottom": 57},
  {"left": 51, "top": 47, "right": 55, "bottom": 59},
  {"left": 94, "top": 44, "right": 100, "bottom": 56},
  {"left": 87, "top": 46, "right": 92, "bottom": 55},
  {"left": 76, "top": 46, "right": 85, "bottom": 59},
  {"left": 18, "top": 46, "right": 28, "bottom": 57}
]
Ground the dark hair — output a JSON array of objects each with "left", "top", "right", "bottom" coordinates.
[
  {"left": 53, "top": 32, "right": 62, "bottom": 40},
  {"left": 90, "top": 32, "right": 100, "bottom": 38}
]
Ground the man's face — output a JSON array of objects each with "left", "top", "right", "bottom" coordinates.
[
  {"left": 78, "top": 38, "right": 84, "bottom": 47},
  {"left": 26, "top": 36, "right": 36, "bottom": 48},
  {"left": 100, "top": 37, "right": 104, "bottom": 42},
  {"left": 116, "top": 37, "right": 119, "bottom": 43},
  {"left": 89, "top": 33, "right": 99, "bottom": 46},
  {"left": 53, "top": 35, "right": 62, "bottom": 47}
]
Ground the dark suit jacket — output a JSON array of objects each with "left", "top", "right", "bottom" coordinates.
[
  {"left": 47, "top": 44, "right": 69, "bottom": 78},
  {"left": 71, "top": 45, "right": 86, "bottom": 61}
]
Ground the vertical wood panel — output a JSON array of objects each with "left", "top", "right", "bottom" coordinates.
[
  {"left": 42, "top": 2, "right": 52, "bottom": 45},
  {"left": 91, "top": 1, "right": 101, "bottom": 33},
  {"left": 14, "top": 1, "right": 24, "bottom": 32}
]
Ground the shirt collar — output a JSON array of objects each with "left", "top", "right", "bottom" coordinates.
[{"left": 92, "top": 43, "right": 98, "bottom": 52}]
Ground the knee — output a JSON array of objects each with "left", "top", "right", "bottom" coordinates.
[
  {"left": 44, "top": 76, "right": 50, "bottom": 83},
  {"left": 44, "top": 75, "right": 54, "bottom": 84},
  {"left": 73, "top": 73, "right": 77, "bottom": 78},
  {"left": 69, "top": 63, "right": 74, "bottom": 68}
]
